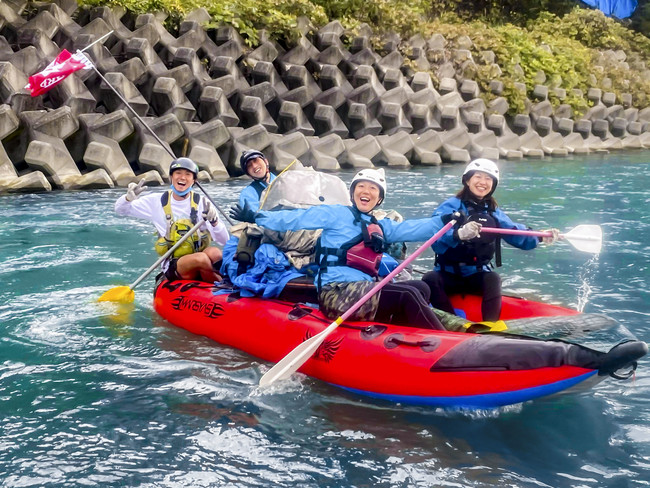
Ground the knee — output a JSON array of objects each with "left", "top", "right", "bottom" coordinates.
[
  {"left": 409, "top": 280, "right": 431, "bottom": 302},
  {"left": 422, "top": 271, "right": 444, "bottom": 291},
  {"left": 399, "top": 285, "right": 430, "bottom": 308},
  {"left": 179, "top": 252, "right": 206, "bottom": 268},
  {"left": 205, "top": 247, "right": 222, "bottom": 262}
]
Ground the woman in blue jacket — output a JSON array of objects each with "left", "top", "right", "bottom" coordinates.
[
  {"left": 232, "top": 168, "right": 476, "bottom": 330},
  {"left": 422, "top": 159, "right": 559, "bottom": 321}
]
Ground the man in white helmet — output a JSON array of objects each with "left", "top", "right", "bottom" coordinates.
[
  {"left": 422, "top": 158, "right": 559, "bottom": 321},
  {"left": 231, "top": 167, "right": 471, "bottom": 330}
]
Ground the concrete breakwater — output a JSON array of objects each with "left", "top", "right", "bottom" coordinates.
[{"left": 1, "top": 2, "right": 649, "bottom": 193}]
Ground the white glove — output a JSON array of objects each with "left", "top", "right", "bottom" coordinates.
[
  {"left": 457, "top": 221, "right": 482, "bottom": 241},
  {"left": 125, "top": 179, "right": 147, "bottom": 201},
  {"left": 542, "top": 228, "right": 560, "bottom": 245},
  {"left": 203, "top": 202, "right": 219, "bottom": 226}
]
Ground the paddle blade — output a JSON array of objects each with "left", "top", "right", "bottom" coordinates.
[
  {"left": 259, "top": 321, "right": 340, "bottom": 387},
  {"left": 563, "top": 224, "right": 602, "bottom": 254},
  {"left": 98, "top": 286, "right": 135, "bottom": 303}
]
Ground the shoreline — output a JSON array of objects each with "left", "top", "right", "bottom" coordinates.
[{"left": 1, "top": 4, "right": 649, "bottom": 193}]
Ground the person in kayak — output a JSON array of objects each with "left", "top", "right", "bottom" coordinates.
[
  {"left": 115, "top": 157, "right": 229, "bottom": 282},
  {"left": 422, "top": 158, "right": 559, "bottom": 321},
  {"left": 237, "top": 149, "right": 277, "bottom": 212},
  {"left": 231, "top": 168, "right": 478, "bottom": 330}
]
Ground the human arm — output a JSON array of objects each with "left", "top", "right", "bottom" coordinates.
[
  {"left": 200, "top": 199, "right": 229, "bottom": 245},
  {"left": 115, "top": 192, "right": 159, "bottom": 221},
  {"left": 205, "top": 218, "right": 229, "bottom": 245},
  {"left": 255, "top": 205, "right": 342, "bottom": 232},
  {"left": 380, "top": 213, "right": 447, "bottom": 243},
  {"left": 492, "top": 208, "right": 539, "bottom": 250},
  {"left": 429, "top": 198, "right": 465, "bottom": 254},
  {"left": 238, "top": 185, "right": 262, "bottom": 212}
]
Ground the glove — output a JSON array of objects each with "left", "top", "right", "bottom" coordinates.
[
  {"left": 230, "top": 203, "right": 256, "bottom": 223},
  {"left": 202, "top": 202, "right": 219, "bottom": 226},
  {"left": 125, "top": 179, "right": 147, "bottom": 201},
  {"left": 457, "top": 221, "right": 482, "bottom": 241},
  {"left": 542, "top": 228, "right": 560, "bottom": 245},
  {"left": 441, "top": 211, "right": 465, "bottom": 226}
]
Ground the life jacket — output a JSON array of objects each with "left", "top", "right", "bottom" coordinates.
[
  {"left": 154, "top": 190, "right": 211, "bottom": 258},
  {"left": 435, "top": 201, "right": 502, "bottom": 272},
  {"left": 315, "top": 207, "right": 385, "bottom": 287}
]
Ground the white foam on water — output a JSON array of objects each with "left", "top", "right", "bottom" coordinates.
[{"left": 577, "top": 254, "right": 600, "bottom": 312}]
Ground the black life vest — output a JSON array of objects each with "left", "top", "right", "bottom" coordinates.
[
  {"left": 435, "top": 201, "right": 502, "bottom": 272},
  {"left": 315, "top": 207, "right": 385, "bottom": 287}
]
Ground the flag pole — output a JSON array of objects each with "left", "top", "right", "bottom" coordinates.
[
  {"left": 76, "top": 41, "right": 234, "bottom": 226},
  {"left": 78, "top": 30, "right": 114, "bottom": 53}
]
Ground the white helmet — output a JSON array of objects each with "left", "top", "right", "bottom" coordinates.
[
  {"left": 350, "top": 168, "right": 387, "bottom": 207},
  {"left": 462, "top": 158, "right": 500, "bottom": 193}
]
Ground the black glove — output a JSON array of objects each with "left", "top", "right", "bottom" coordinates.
[
  {"left": 230, "top": 203, "right": 256, "bottom": 223},
  {"left": 441, "top": 211, "right": 466, "bottom": 227}
]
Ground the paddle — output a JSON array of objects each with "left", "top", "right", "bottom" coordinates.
[
  {"left": 98, "top": 219, "right": 205, "bottom": 303},
  {"left": 480, "top": 224, "right": 602, "bottom": 254},
  {"left": 258, "top": 219, "right": 456, "bottom": 387}
]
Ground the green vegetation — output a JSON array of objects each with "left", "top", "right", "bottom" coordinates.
[{"left": 76, "top": 0, "right": 650, "bottom": 116}]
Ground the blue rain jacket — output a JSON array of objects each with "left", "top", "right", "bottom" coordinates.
[
  {"left": 582, "top": 0, "right": 637, "bottom": 18},
  {"left": 238, "top": 173, "right": 277, "bottom": 212},
  {"left": 220, "top": 236, "right": 302, "bottom": 298},
  {"left": 432, "top": 197, "right": 538, "bottom": 277},
  {"left": 256, "top": 205, "right": 445, "bottom": 288}
]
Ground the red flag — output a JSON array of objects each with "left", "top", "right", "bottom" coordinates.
[{"left": 25, "top": 49, "right": 93, "bottom": 97}]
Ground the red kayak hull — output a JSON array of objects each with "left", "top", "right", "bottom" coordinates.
[
  {"left": 450, "top": 294, "right": 580, "bottom": 322},
  {"left": 152, "top": 280, "right": 614, "bottom": 408}
]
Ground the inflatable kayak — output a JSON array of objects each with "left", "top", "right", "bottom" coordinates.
[{"left": 153, "top": 279, "right": 647, "bottom": 408}]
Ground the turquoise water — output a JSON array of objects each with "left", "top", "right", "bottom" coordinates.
[{"left": 1, "top": 153, "right": 649, "bottom": 487}]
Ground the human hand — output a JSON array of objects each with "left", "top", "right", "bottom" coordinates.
[
  {"left": 441, "top": 211, "right": 465, "bottom": 226},
  {"left": 457, "top": 221, "right": 482, "bottom": 241},
  {"left": 125, "top": 179, "right": 147, "bottom": 201},
  {"left": 230, "top": 203, "right": 256, "bottom": 223},
  {"left": 203, "top": 202, "right": 219, "bottom": 226},
  {"left": 542, "top": 228, "right": 560, "bottom": 245}
]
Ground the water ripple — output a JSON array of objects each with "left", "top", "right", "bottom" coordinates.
[{"left": 1, "top": 156, "right": 650, "bottom": 487}]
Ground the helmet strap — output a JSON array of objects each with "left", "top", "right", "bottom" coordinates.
[{"left": 170, "top": 184, "right": 192, "bottom": 197}]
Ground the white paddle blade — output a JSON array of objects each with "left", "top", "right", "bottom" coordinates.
[
  {"left": 259, "top": 325, "right": 334, "bottom": 387},
  {"left": 562, "top": 225, "right": 602, "bottom": 254}
]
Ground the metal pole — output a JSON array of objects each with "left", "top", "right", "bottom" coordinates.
[
  {"left": 79, "top": 30, "right": 114, "bottom": 53},
  {"left": 77, "top": 46, "right": 234, "bottom": 226}
]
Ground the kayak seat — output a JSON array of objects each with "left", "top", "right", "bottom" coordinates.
[{"left": 279, "top": 276, "right": 319, "bottom": 304}]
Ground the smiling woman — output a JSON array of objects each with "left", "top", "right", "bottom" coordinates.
[
  {"left": 350, "top": 169, "right": 385, "bottom": 212},
  {"left": 229, "top": 168, "right": 464, "bottom": 330},
  {"left": 422, "top": 158, "right": 560, "bottom": 322}
]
